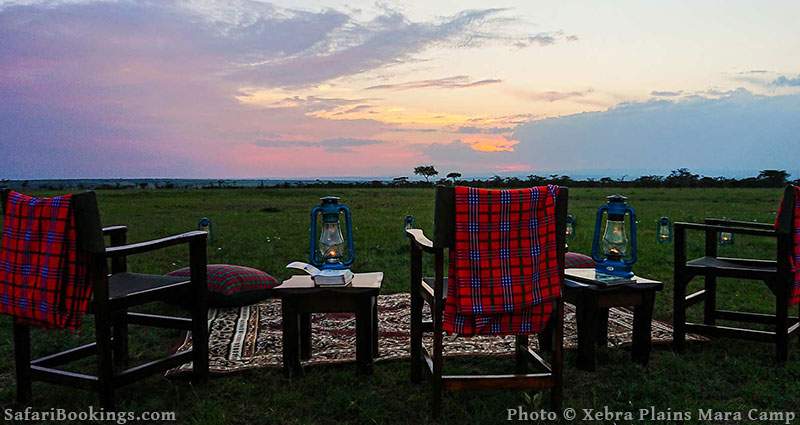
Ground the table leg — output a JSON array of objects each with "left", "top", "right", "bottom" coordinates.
[
  {"left": 372, "top": 296, "right": 379, "bottom": 357},
  {"left": 355, "top": 296, "right": 374, "bottom": 374},
  {"left": 575, "top": 293, "right": 597, "bottom": 371},
  {"left": 281, "top": 298, "right": 303, "bottom": 378},
  {"left": 596, "top": 307, "right": 609, "bottom": 348},
  {"left": 300, "top": 313, "right": 312, "bottom": 360},
  {"left": 632, "top": 291, "right": 656, "bottom": 365}
]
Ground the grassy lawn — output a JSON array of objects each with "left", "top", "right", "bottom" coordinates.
[{"left": 1, "top": 187, "right": 799, "bottom": 424}]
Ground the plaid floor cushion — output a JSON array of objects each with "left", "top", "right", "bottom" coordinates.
[
  {"left": 565, "top": 252, "right": 595, "bottom": 269},
  {"left": 167, "top": 264, "right": 278, "bottom": 307},
  {"left": 0, "top": 191, "right": 92, "bottom": 330},
  {"left": 443, "top": 185, "right": 561, "bottom": 336}
]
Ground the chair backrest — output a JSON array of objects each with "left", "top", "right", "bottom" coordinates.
[
  {"left": 775, "top": 185, "right": 796, "bottom": 235},
  {"left": 0, "top": 189, "right": 105, "bottom": 254},
  {"left": 432, "top": 185, "right": 568, "bottom": 264}
]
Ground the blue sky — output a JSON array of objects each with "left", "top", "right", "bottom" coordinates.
[{"left": 1, "top": 0, "right": 798, "bottom": 178}]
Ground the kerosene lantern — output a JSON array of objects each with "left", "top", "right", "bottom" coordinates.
[
  {"left": 656, "top": 217, "right": 673, "bottom": 244},
  {"left": 565, "top": 214, "right": 577, "bottom": 242},
  {"left": 309, "top": 196, "right": 354, "bottom": 270},
  {"left": 198, "top": 217, "right": 213, "bottom": 242},
  {"left": 591, "top": 195, "right": 638, "bottom": 278}
]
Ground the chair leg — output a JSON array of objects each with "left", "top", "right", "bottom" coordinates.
[
  {"left": 776, "top": 292, "right": 789, "bottom": 363},
  {"left": 515, "top": 335, "right": 529, "bottom": 374},
  {"left": 537, "top": 322, "right": 553, "bottom": 353},
  {"left": 13, "top": 321, "right": 32, "bottom": 405},
  {"left": 550, "top": 301, "right": 564, "bottom": 412},
  {"left": 95, "top": 314, "right": 115, "bottom": 409},
  {"left": 410, "top": 291, "right": 423, "bottom": 383},
  {"left": 673, "top": 274, "right": 688, "bottom": 353},
  {"left": 192, "top": 295, "right": 209, "bottom": 384},
  {"left": 704, "top": 276, "right": 717, "bottom": 326},
  {"left": 112, "top": 310, "right": 129, "bottom": 370},
  {"left": 431, "top": 303, "right": 444, "bottom": 418}
]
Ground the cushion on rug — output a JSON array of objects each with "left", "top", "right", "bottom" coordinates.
[
  {"left": 565, "top": 252, "right": 595, "bottom": 269},
  {"left": 167, "top": 264, "right": 278, "bottom": 307}
]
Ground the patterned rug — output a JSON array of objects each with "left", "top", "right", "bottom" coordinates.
[{"left": 169, "top": 293, "right": 704, "bottom": 375}]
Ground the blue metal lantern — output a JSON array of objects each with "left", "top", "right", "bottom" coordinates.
[
  {"left": 591, "top": 195, "right": 638, "bottom": 278},
  {"left": 309, "top": 196, "right": 354, "bottom": 270}
]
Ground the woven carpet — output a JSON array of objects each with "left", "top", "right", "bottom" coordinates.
[{"left": 169, "top": 293, "right": 704, "bottom": 375}]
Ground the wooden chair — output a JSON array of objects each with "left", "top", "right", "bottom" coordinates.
[
  {"left": 1, "top": 190, "right": 209, "bottom": 408},
  {"left": 673, "top": 185, "right": 800, "bottom": 362},
  {"left": 406, "top": 186, "right": 567, "bottom": 417}
]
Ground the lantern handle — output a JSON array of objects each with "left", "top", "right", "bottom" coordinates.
[
  {"left": 339, "top": 205, "right": 355, "bottom": 267},
  {"left": 625, "top": 207, "right": 638, "bottom": 266},
  {"left": 309, "top": 206, "right": 322, "bottom": 266},
  {"left": 590, "top": 205, "right": 609, "bottom": 262}
]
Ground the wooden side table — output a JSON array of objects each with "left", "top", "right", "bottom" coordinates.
[
  {"left": 276, "top": 272, "right": 382, "bottom": 377},
  {"left": 563, "top": 268, "right": 663, "bottom": 371}
]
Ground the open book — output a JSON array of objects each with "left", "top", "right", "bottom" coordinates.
[{"left": 286, "top": 261, "right": 354, "bottom": 286}]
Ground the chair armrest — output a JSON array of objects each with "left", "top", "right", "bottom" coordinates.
[
  {"left": 405, "top": 228, "right": 439, "bottom": 253},
  {"left": 674, "top": 222, "right": 777, "bottom": 237},
  {"left": 102, "top": 225, "right": 128, "bottom": 236},
  {"left": 703, "top": 219, "right": 774, "bottom": 230},
  {"left": 105, "top": 230, "right": 207, "bottom": 258}
]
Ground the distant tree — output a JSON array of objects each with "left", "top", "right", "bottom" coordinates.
[
  {"left": 413, "top": 165, "right": 438, "bottom": 183},
  {"left": 21, "top": 180, "right": 29, "bottom": 189},
  {"left": 217, "top": 179, "right": 225, "bottom": 188},
  {"left": 757, "top": 169, "right": 790, "bottom": 187},
  {"left": 446, "top": 172, "right": 461, "bottom": 184},
  {"left": 634, "top": 175, "right": 664, "bottom": 187},
  {"left": 599, "top": 177, "right": 614, "bottom": 185},
  {"left": 665, "top": 168, "right": 700, "bottom": 187},
  {"left": 392, "top": 176, "right": 409, "bottom": 186},
  {"left": 138, "top": 182, "right": 149, "bottom": 190}
]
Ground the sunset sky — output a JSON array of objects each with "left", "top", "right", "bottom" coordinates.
[{"left": 1, "top": 0, "right": 799, "bottom": 179}]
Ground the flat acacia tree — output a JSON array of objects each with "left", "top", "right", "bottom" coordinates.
[
  {"left": 414, "top": 165, "right": 439, "bottom": 183},
  {"left": 757, "top": 169, "right": 790, "bottom": 187},
  {"left": 446, "top": 172, "right": 461, "bottom": 184}
]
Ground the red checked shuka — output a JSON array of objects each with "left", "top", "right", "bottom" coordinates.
[{"left": 443, "top": 185, "right": 561, "bottom": 336}]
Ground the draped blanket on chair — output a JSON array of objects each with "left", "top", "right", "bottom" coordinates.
[
  {"left": 443, "top": 185, "right": 561, "bottom": 336},
  {"left": 0, "top": 191, "right": 92, "bottom": 330}
]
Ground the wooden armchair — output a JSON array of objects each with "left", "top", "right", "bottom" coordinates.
[
  {"left": 673, "top": 185, "right": 799, "bottom": 362},
  {"left": 2, "top": 190, "right": 209, "bottom": 408},
  {"left": 406, "top": 185, "right": 567, "bottom": 417}
]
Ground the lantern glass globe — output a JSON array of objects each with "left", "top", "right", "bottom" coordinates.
[
  {"left": 319, "top": 221, "right": 346, "bottom": 263},
  {"left": 601, "top": 218, "right": 628, "bottom": 259}
]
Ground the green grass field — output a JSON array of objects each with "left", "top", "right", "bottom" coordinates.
[{"left": 1, "top": 187, "right": 799, "bottom": 424}]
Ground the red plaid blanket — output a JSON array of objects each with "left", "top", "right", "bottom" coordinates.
[
  {"left": 0, "top": 191, "right": 92, "bottom": 330},
  {"left": 791, "top": 186, "right": 800, "bottom": 305},
  {"left": 443, "top": 185, "right": 561, "bottom": 336}
]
